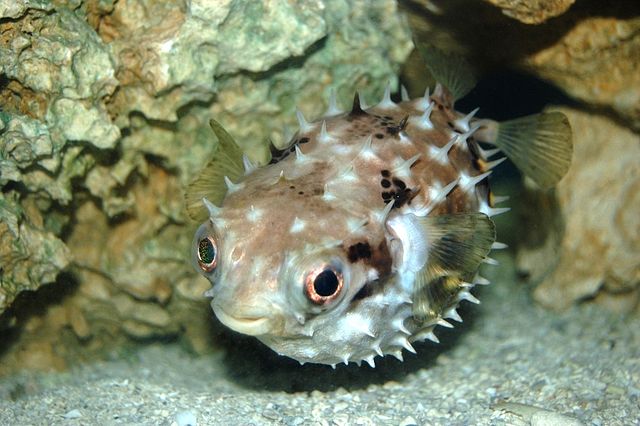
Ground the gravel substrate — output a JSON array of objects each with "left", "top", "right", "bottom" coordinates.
[{"left": 1, "top": 252, "right": 638, "bottom": 426}]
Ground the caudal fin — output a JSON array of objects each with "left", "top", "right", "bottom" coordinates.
[{"left": 476, "top": 111, "right": 573, "bottom": 188}]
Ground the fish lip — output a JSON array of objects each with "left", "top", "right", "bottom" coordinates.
[{"left": 213, "top": 305, "right": 272, "bottom": 336}]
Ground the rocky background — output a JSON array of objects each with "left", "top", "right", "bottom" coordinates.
[
  {"left": 402, "top": 0, "right": 639, "bottom": 309},
  {"left": 0, "top": 0, "right": 638, "bottom": 374}
]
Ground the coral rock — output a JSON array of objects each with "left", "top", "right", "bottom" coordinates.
[{"left": 517, "top": 108, "right": 640, "bottom": 312}]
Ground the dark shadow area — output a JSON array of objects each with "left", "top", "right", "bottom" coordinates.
[
  {"left": 0, "top": 272, "right": 80, "bottom": 359},
  {"left": 457, "top": 70, "right": 580, "bottom": 120},
  {"left": 243, "top": 36, "right": 328, "bottom": 83}
]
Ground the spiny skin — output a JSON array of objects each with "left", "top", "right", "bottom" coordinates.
[{"left": 195, "top": 88, "right": 499, "bottom": 367}]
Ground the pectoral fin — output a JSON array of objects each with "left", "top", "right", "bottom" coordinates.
[
  {"left": 185, "top": 120, "right": 245, "bottom": 221},
  {"left": 412, "top": 213, "right": 495, "bottom": 323}
]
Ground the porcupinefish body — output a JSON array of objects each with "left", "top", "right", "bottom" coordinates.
[{"left": 186, "top": 46, "right": 572, "bottom": 367}]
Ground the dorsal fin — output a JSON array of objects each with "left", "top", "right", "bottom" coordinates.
[
  {"left": 185, "top": 119, "right": 245, "bottom": 221},
  {"left": 412, "top": 213, "right": 495, "bottom": 323},
  {"left": 414, "top": 41, "right": 477, "bottom": 102},
  {"left": 475, "top": 112, "right": 573, "bottom": 189}
]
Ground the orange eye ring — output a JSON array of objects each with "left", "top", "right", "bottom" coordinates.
[
  {"left": 197, "top": 236, "right": 218, "bottom": 272},
  {"left": 304, "top": 265, "right": 344, "bottom": 305}
]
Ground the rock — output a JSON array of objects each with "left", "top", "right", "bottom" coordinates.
[
  {"left": 516, "top": 107, "right": 640, "bottom": 312},
  {"left": 483, "top": 0, "right": 575, "bottom": 24},
  {"left": 524, "top": 11, "right": 640, "bottom": 131},
  {"left": 402, "top": 0, "right": 640, "bottom": 130},
  {"left": 0, "top": 191, "right": 71, "bottom": 313},
  {"left": 0, "top": 0, "right": 52, "bottom": 20}
]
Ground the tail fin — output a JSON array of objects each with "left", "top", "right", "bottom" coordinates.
[{"left": 478, "top": 112, "right": 573, "bottom": 188}]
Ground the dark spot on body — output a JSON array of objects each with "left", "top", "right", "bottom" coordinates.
[
  {"left": 289, "top": 185, "right": 295, "bottom": 189},
  {"left": 298, "top": 191, "right": 304, "bottom": 195},
  {"left": 382, "top": 187, "right": 418, "bottom": 208},
  {"left": 299, "top": 137, "right": 310, "bottom": 144},
  {"left": 392, "top": 187, "right": 415, "bottom": 208},
  {"left": 386, "top": 116, "right": 409, "bottom": 136},
  {"left": 381, "top": 179, "right": 391, "bottom": 188},
  {"left": 381, "top": 169, "right": 390, "bottom": 178},
  {"left": 269, "top": 144, "right": 291, "bottom": 164},
  {"left": 398, "top": 116, "right": 409, "bottom": 130},
  {"left": 384, "top": 115, "right": 393, "bottom": 120},
  {"left": 375, "top": 133, "right": 384, "bottom": 139},
  {"left": 347, "top": 242, "right": 372, "bottom": 263},
  {"left": 392, "top": 178, "right": 406, "bottom": 190},
  {"left": 372, "top": 240, "right": 392, "bottom": 277},
  {"left": 345, "top": 240, "right": 394, "bottom": 304}
]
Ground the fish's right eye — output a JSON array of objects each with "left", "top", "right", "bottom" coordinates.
[
  {"left": 304, "top": 265, "right": 344, "bottom": 305},
  {"left": 197, "top": 236, "right": 218, "bottom": 272}
]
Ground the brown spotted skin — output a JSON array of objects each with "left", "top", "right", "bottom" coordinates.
[{"left": 201, "top": 88, "right": 496, "bottom": 366}]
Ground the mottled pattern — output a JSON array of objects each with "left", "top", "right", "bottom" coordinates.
[{"left": 193, "top": 86, "right": 506, "bottom": 367}]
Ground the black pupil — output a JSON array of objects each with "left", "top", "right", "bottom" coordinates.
[
  {"left": 198, "top": 238, "right": 215, "bottom": 264},
  {"left": 314, "top": 270, "right": 339, "bottom": 297}
]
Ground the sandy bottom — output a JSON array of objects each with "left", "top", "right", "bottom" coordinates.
[{"left": 1, "top": 252, "right": 638, "bottom": 426}]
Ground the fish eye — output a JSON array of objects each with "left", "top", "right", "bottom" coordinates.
[
  {"left": 197, "top": 236, "right": 218, "bottom": 272},
  {"left": 304, "top": 265, "right": 344, "bottom": 305}
]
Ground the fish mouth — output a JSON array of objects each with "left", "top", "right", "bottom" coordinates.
[{"left": 213, "top": 306, "right": 272, "bottom": 336}]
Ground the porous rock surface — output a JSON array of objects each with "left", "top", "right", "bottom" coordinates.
[
  {"left": 483, "top": 0, "right": 575, "bottom": 24},
  {"left": 0, "top": 0, "right": 412, "bottom": 373},
  {"left": 517, "top": 107, "right": 640, "bottom": 312}
]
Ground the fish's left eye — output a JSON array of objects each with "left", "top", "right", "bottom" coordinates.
[
  {"left": 305, "top": 265, "right": 344, "bottom": 305},
  {"left": 197, "top": 236, "right": 218, "bottom": 272}
]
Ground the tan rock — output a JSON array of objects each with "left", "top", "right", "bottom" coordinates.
[
  {"left": 483, "top": 0, "right": 575, "bottom": 24},
  {"left": 524, "top": 14, "right": 640, "bottom": 131},
  {"left": 516, "top": 107, "right": 640, "bottom": 311}
]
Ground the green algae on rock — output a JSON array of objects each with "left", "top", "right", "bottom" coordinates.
[{"left": 0, "top": 191, "right": 70, "bottom": 312}]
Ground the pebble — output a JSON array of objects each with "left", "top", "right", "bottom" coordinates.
[
  {"left": 174, "top": 410, "right": 197, "bottom": 426},
  {"left": 62, "top": 409, "right": 81, "bottom": 419},
  {"left": 399, "top": 415, "right": 418, "bottom": 426}
]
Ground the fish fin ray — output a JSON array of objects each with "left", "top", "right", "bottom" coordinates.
[
  {"left": 494, "top": 112, "right": 573, "bottom": 188},
  {"left": 185, "top": 119, "right": 245, "bottom": 221},
  {"left": 415, "top": 41, "right": 477, "bottom": 102},
  {"left": 412, "top": 213, "right": 495, "bottom": 322}
]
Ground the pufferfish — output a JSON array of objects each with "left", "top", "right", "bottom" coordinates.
[{"left": 185, "top": 45, "right": 572, "bottom": 367}]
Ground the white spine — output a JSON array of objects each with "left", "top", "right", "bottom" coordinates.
[{"left": 295, "top": 108, "right": 315, "bottom": 133}]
